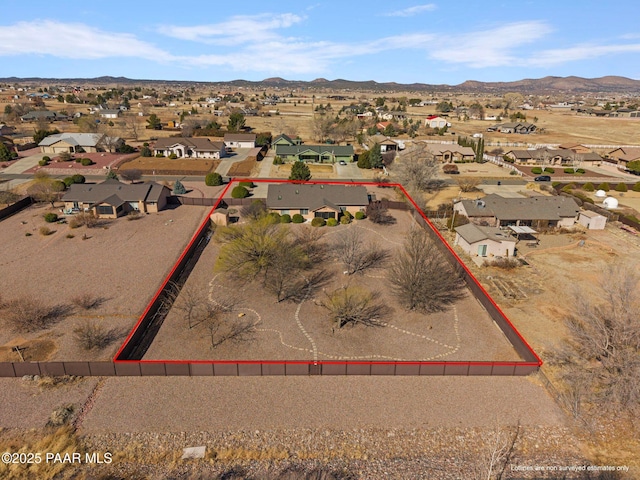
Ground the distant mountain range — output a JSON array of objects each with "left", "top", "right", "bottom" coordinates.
[{"left": 1, "top": 75, "right": 639, "bottom": 94}]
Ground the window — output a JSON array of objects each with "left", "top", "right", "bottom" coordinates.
[
  {"left": 96, "top": 205, "right": 113, "bottom": 215},
  {"left": 281, "top": 209, "right": 290, "bottom": 215},
  {"left": 300, "top": 209, "right": 309, "bottom": 215}
]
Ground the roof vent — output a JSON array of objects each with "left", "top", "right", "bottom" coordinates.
[
  {"left": 295, "top": 189, "right": 299, "bottom": 194},
  {"left": 476, "top": 200, "right": 486, "bottom": 208},
  {"left": 320, "top": 184, "right": 324, "bottom": 189},
  {"left": 278, "top": 195, "right": 281, "bottom": 200}
]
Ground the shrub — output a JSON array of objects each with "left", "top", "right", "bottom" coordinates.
[
  {"left": 572, "top": 191, "right": 595, "bottom": 204},
  {"left": 582, "top": 182, "right": 595, "bottom": 192},
  {"left": 544, "top": 167, "right": 555, "bottom": 173},
  {"left": 280, "top": 214, "right": 291, "bottom": 223},
  {"left": 531, "top": 167, "right": 543, "bottom": 174},
  {"left": 615, "top": 182, "right": 628, "bottom": 192},
  {"left": 42, "top": 156, "right": 50, "bottom": 162},
  {"left": 66, "top": 234, "right": 74, "bottom": 239},
  {"left": 509, "top": 169, "right": 518, "bottom": 175},
  {"left": 72, "top": 293, "right": 101, "bottom": 310},
  {"left": 340, "top": 215, "right": 351, "bottom": 225},
  {"left": 231, "top": 185, "right": 250, "bottom": 198},
  {"left": 267, "top": 212, "right": 281, "bottom": 223},
  {"left": 58, "top": 152, "right": 73, "bottom": 162},
  {"left": 273, "top": 156, "right": 284, "bottom": 165},
  {"left": 173, "top": 179, "right": 186, "bottom": 195},
  {"left": 75, "top": 158, "right": 82, "bottom": 163},
  {"left": 564, "top": 168, "right": 575, "bottom": 174},
  {"left": 24, "top": 232, "right": 32, "bottom": 237},
  {"left": 442, "top": 164, "right": 459, "bottom": 174},
  {"left": 43, "top": 212, "right": 58, "bottom": 223},
  {"left": 38, "top": 159, "right": 49, "bottom": 166},
  {"left": 327, "top": 218, "right": 338, "bottom": 227},
  {"left": 552, "top": 181, "right": 561, "bottom": 187},
  {"left": 71, "top": 174, "right": 85, "bottom": 184},
  {"left": 311, "top": 217, "right": 326, "bottom": 227},
  {"left": 597, "top": 182, "right": 610, "bottom": 192},
  {"left": 155, "top": 153, "right": 165, "bottom": 158},
  {"left": 576, "top": 168, "right": 585, "bottom": 174},
  {"left": 292, "top": 213, "right": 305, "bottom": 223},
  {"left": 205, "top": 172, "right": 223, "bottom": 186},
  {"left": 39, "top": 226, "right": 54, "bottom": 236},
  {"left": 168, "top": 153, "right": 178, "bottom": 159},
  {"left": 68, "top": 212, "right": 98, "bottom": 229},
  {"left": 355, "top": 211, "right": 365, "bottom": 220},
  {"left": 2, "top": 297, "right": 64, "bottom": 332},
  {"left": 80, "top": 158, "right": 93, "bottom": 166},
  {"left": 73, "top": 320, "right": 114, "bottom": 350},
  {"left": 633, "top": 182, "right": 640, "bottom": 192},
  {"left": 239, "top": 181, "right": 255, "bottom": 188},
  {"left": 484, "top": 257, "right": 520, "bottom": 269},
  {"left": 561, "top": 183, "right": 576, "bottom": 193}
]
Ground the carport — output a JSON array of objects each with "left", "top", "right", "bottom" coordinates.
[{"left": 508, "top": 225, "right": 538, "bottom": 245}]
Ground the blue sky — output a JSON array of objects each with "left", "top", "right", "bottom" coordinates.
[{"left": 1, "top": 0, "right": 639, "bottom": 84}]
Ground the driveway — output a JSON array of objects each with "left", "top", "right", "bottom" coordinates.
[
  {"left": 215, "top": 148, "right": 253, "bottom": 176},
  {"left": 335, "top": 162, "right": 363, "bottom": 180},
  {"left": 1, "top": 153, "right": 43, "bottom": 174}
]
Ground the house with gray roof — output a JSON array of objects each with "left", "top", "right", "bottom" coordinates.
[
  {"left": 271, "top": 133, "right": 302, "bottom": 148},
  {"left": 153, "top": 137, "right": 226, "bottom": 159},
  {"left": 487, "top": 122, "right": 536, "bottom": 134},
  {"left": 266, "top": 183, "right": 369, "bottom": 220},
  {"left": 274, "top": 144, "right": 354, "bottom": 163},
  {"left": 39, "top": 132, "right": 119, "bottom": 154},
  {"left": 453, "top": 193, "right": 579, "bottom": 229},
  {"left": 61, "top": 179, "right": 171, "bottom": 218},
  {"left": 423, "top": 142, "right": 475, "bottom": 163},
  {"left": 454, "top": 223, "right": 516, "bottom": 258},
  {"left": 20, "top": 110, "right": 67, "bottom": 122}
]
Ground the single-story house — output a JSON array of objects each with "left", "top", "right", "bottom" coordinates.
[
  {"left": 0, "top": 124, "right": 16, "bottom": 136},
  {"left": 98, "top": 109, "right": 121, "bottom": 119},
  {"left": 224, "top": 133, "right": 256, "bottom": 149},
  {"left": 379, "top": 111, "right": 406, "bottom": 121},
  {"left": 367, "top": 135, "right": 398, "bottom": 153},
  {"left": 578, "top": 210, "right": 607, "bottom": 230},
  {"left": 487, "top": 122, "right": 536, "bottom": 134},
  {"left": 39, "top": 133, "right": 119, "bottom": 154},
  {"left": 453, "top": 194, "right": 580, "bottom": 229},
  {"left": 423, "top": 143, "right": 475, "bottom": 163},
  {"left": 606, "top": 147, "right": 640, "bottom": 168},
  {"left": 557, "top": 143, "right": 591, "bottom": 154},
  {"left": 274, "top": 144, "right": 355, "bottom": 163},
  {"left": 425, "top": 115, "right": 450, "bottom": 129},
  {"left": 504, "top": 147, "right": 601, "bottom": 166},
  {"left": 454, "top": 223, "right": 516, "bottom": 258},
  {"left": 20, "top": 111, "right": 67, "bottom": 122},
  {"left": 61, "top": 179, "right": 171, "bottom": 218},
  {"left": 153, "top": 137, "right": 226, "bottom": 159},
  {"left": 266, "top": 183, "right": 369, "bottom": 221},
  {"left": 271, "top": 133, "right": 302, "bottom": 148}
]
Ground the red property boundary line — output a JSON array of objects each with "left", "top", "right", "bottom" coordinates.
[{"left": 113, "top": 177, "right": 542, "bottom": 373}]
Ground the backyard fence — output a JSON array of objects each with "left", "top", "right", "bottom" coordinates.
[{"left": 0, "top": 196, "right": 33, "bottom": 222}]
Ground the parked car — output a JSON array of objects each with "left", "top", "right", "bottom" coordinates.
[
  {"left": 534, "top": 175, "right": 551, "bottom": 182},
  {"left": 338, "top": 160, "right": 347, "bottom": 165}
]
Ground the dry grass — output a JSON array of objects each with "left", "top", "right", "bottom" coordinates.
[
  {"left": 227, "top": 157, "right": 258, "bottom": 176},
  {"left": 119, "top": 155, "right": 219, "bottom": 174}
]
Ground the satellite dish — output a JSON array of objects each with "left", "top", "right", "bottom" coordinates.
[
  {"left": 595, "top": 190, "right": 606, "bottom": 198},
  {"left": 603, "top": 197, "right": 619, "bottom": 209}
]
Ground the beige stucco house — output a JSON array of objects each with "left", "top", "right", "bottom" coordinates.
[
  {"left": 39, "top": 133, "right": 117, "bottom": 154},
  {"left": 61, "top": 179, "right": 170, "bottom": 218},
  {"left": 266, "top": 183, "right": 370, "bottom": 221},
  {"left": 153, "top": 137, "right": 226, "bottom": 159},
  {"left": 455, "top": 223, "right": 516, "bottom": 258}
]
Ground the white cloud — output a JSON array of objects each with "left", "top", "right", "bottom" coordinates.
[
  {"left": 0, "top": 20, "right": 170, "bottom": 60},
  {"left": 160, "top": 14, "right": 304, "bottom": 46},
  {"left": 529, "top": 43, "right": 640, "bottom": 66},
  {"left": 428, "top": 21, "right": 553, "bottom": 67},
  {"left": 384, "top": 4, "right": 437, "bottom": 17}
]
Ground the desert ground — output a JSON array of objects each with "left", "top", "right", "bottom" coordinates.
[
  {"left": 145, "top": 208, "right": 520, "bottom": 362},
  {"left": 0, "top": 202, "right": 210, "bottom": 362}
]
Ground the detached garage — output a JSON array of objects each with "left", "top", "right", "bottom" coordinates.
[
  {"left": 455, "top": 223, "right": 516, "bottom": 258},
  {"left": 578, "top": 210, "right": 607, "bottom": 230}
]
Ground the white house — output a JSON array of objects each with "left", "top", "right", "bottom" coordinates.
[
  {"left": 425, "top": 115, "right": 450, "bottom": 129},
  {"left": 224, "top": 133, "right": 256, "bottom": 149},
  {"left": 152, "top": 137, "right": 226, "bottom": 159}
]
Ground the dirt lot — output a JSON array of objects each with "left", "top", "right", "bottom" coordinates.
[
  {"left": 145, "top": 205, "right": 520, "bottom": 362},
  {"left": 118, "top": 155, "right": 219, "bottom": 174},
  {"left": 0, "top": 202, "right": 210, "bottom": 362}
]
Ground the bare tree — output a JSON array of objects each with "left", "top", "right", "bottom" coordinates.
[
  {"left": 311, "top": 114, "right": 334, "bottom": 142},
  {"left": 561, "top": 264, "right": 640, "bottom": 413},
  {"left": 292, "top": 225, "right": 327, "bottom": 263},
  {"left": 322, "top": 286, "right": 391, "bottom": 329},
  {"left": 199, "top": 302, "right": 254, "bottom": 350},
  {"left": 365, "top": 201, "right": 395, "bottom": 225},
  {"left": 456, "top": 177, "right": 481, "bottom": 192},
  {"left": 388, "top": 229, "right": 465, "bottom": 312},
  {"left": 390, "top": 142, "right": 440, "bottom": 193},
  {"left": 264, "top": 243, "right": 309, "bottom": 302},
  {"left": 121, "top": 114, "right": 141, "bottom": 141},
  {"left": 119, "top": 169, "right": 143, "bottom": 183},
  {"left": 333, "top": 228, "right": 389, "bottom": 275},
  {"left": 27, "top": 180, "right": 64, "bottom": 207}
]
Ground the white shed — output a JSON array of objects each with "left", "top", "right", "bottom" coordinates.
[
  {"left": 454, "top": 223, "right": 516, "bottom": 258},
  {"left": 578, "top": 210, "right": 607, "bottom": 230}
]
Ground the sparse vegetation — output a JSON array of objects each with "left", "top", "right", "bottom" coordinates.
[
  {"left": 1, "top": 297, "right": 67, "bottom": 332},
  {"left": 43, "top": 212, "right": 58, "bottom": 223},
  {"left": 322, "top": 286, "right": 391, "bottom": 329},
  {"left": 311, "top": 217, "right": 326, "bottom": 227},
  {"left": 73, "top": 320, "right": 117, "bottom": 350}
]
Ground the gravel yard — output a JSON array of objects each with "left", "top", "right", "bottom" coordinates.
[
  {"left": 145, "top": 207, "right": 521, "bottom": 362},
  {"left": 0, "top": 202, "right": 210, "bottom": 361}
]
